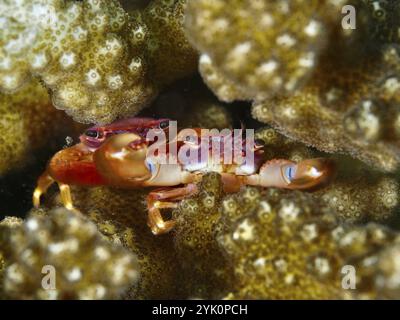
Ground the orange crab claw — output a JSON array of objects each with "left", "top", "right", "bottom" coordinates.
[
  {"left": 283, "top": 158, "right": 336, "bottom": 191},
  {"left": 93, "top": 133, "right": 152, "bottom": 187}
]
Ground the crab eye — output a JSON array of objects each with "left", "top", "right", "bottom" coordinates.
[
  {"left": 85, "top": 130, "right": 98, "bottom": 138},
  {"left": 85, "top": 130, "right": 104, "bottom": 139},
  {"left": 159, "top": 120, "right": 169, "bottom": 129}
]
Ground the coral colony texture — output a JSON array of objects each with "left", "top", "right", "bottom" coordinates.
[{"left": 2, "top": 0, "right": 400, "bottom": 300}]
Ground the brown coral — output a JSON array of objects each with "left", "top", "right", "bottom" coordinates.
[
  {"left": 0, "top": 216, "right": 23, "bottom": 298},
  {"left": 217, "top": 187, "right": 400, "bottom": 299},
  {"left": 0, "top": 0, "right": 197, "bottom": 124},
  {"left": 185, "top": 0, "right": 351, "bottom": 101},
  {"left": 253, "top": 45, "right": 400, "bottom": 172},
  {"left": 0, "top": 208, "right": 139, "bottom": 299},
  {"left": 173, "top": 173, "right": 235, "bottom": 298},
  {"left": 362, "top": 0, "right": 400, "bottom": 44},
  {"left": 0, "top": 80, "right": 80, "bottom": 176},
  {"left": 48, "top": 186, "right": 182, "bottom": 299},
  {"left": 140, "top": 0, "right": 198, "bottom": 87},
  {"left": 255, "top": 127, "right": 400, "bottom": 223},
  {"left": 315, "top": 159, "right": 399, "bottom": 223},
  {"left": 185, "top": 0, "right": 400, "bottom": 172}
]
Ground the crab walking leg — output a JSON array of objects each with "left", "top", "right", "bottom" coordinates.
[
  {"left": 148, "top": 202, "right": 178, "bottom": 235},
  {"left": 58, "top": 183, "right": 75, "bottom": 210},
  {"left": 33, "top": 171, "right": 55, "bottom": 207},
  {"left": 147, "top": 184, "right": 198, "bottom": 235}
]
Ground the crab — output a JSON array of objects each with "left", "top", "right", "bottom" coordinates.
[
  {"left": 33, "top": 118, "right": 336, "bottom": 235},
  {"left": 33, "top": 117, "right": 170, "bottom": 210}
]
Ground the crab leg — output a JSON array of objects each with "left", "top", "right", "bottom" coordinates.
[
  {"left": 58, "top": 183, "right": 75, "bottom": 210},
  {"left": 147, "top": 202, "right": 178, "bottom": 235},
  {"left": 33, "top": 171, "right": 55, "bottom": 208},
  {"left": 147, "top": 184, "right": 198, "bottom": 235}
]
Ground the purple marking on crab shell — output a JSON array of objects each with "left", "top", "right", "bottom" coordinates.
[
  {"left": 79, "top": 117, "right": 171, "bottom": 150},
  {"left": 80, "top": 135, "right": 104, "bottom": 149}
]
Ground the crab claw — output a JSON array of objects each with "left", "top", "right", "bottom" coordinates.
[
  {"left": 93, "top": 133, "right": 152, "bottom": 187},
  {"left": 282, "top": 158, "right": 336, "bottom": 190}
]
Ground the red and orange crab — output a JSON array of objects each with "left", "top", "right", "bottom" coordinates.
[{"left": 33, "top": 117, "right": 336, "bottom": 235}]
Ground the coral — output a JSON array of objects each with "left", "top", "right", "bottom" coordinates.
[
  {"left": 173, "top": 173, "right": 235, "bottom": 298},
  {"left": 48, "top": 186, "right": 182, "bottom": 299},
  {"left": 197, "top": 54, "right": 251, "bottom": 103},
  {"left": 217, "top": 187, "right": 343, "bottom": 299},
  {"left": 0, "top": 216, "right": 23, "bottom": 228},
  {"left": 217, "top": 186, "right": 400, "bottom": 299},
  {"left": 0, "top": 0, "right": 197, "bottom": 124},
  {"left": 0, "top": 208, "right": 139, "bottom": 299},
  {"left": 255, "top": 127, "right": 400, "bottom": 223},
  {"left": 362, "top": 0, "right": 400, "bottom": 44},
  {"left": 139, "top": 0, "right": 198, "bottom": 87},
  {"left": 0, "top": 0, "right": 140, "bottom": 123},
  {"left": 185, "top": 0, "right": 400, "bottom": 172},
  {"left": 375, "top": 243, "right": 400, "bottom": 299},
  {"left": 185, "top": 0, "right": 350, "bottom": 102},
  {"left": 253, "top": 45, "right": 400, "bottom": 172},
  {"left": 254, "top": 127, "right": 316, "bottom": 163},
  {"left": 0, "top": 80, "right": 80, "bottom": 176},
  {"left": 5, "top": 170, "right": 400, "bottom": 299},
  {"left": 315, "top": 159, "right": 399, "bottom": 223},
  {"left": 0, "top": 216, "right": 23, "bottom": 297},
  {"left": 170, "top": 172, "right": 400, "bottom": 299}
]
